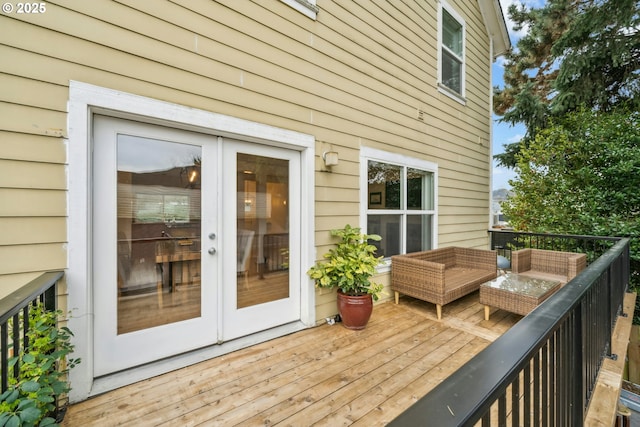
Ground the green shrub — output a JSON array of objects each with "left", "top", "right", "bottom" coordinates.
[
  {"left": 307, "top": 225, "right": 384, "bottom": 300},
  {"left": 0, "top": 304, "right": 80, "bottom": 427}
]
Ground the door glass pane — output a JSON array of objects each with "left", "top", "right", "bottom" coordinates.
[
  {"left": 117, "top": 135, "right": 202, "bottom": 334},
  {"left": 236, "top": 153, "right": 290, "bottom": 308}
]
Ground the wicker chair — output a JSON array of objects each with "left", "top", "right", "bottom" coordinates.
[
  {"left": 391, "top": 247, "right": 497, "bottom": 320},
  {"left": 511, "top": 248, "right": 587, "bottom": 284}
]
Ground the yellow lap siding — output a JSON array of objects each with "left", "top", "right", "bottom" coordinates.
[{"left": 0, "top": 243, "right": 66, "bottom": 275}]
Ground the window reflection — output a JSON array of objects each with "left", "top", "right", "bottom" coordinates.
[
  {"left": 367, "top": 161, "right": 401, "bottom": 210},
  {"left": 236, "top": 153, "right": 290, "bottom": 308},
  {"left": 116, "top": 135, "right": 202, "bottom": 334}
]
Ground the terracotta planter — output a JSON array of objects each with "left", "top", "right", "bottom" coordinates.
[{"left": 336, "top": 290, "right": 373, "bottom": 330}]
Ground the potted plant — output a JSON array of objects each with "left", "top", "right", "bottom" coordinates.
[{"left": 307, "top": 224, "right": 384, "bottom": 330}]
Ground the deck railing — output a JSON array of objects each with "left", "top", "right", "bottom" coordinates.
[
  {"left": 389, "top": 235, "right": 630, "bottom": 426},
  {"left": 488, "top": 229, "right": 621, "bottom": 263},
  {"left": 0, "top": 271, "right": 63, "bottom": 413}
]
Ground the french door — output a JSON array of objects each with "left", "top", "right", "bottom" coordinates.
[
  {"left": 93, "top": 116, "right": 300, "bottom": 376},
  {"left": 222, "top": 140, "right": 301, "bottom": 339}
]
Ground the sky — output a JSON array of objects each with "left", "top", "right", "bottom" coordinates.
[{"left": 492, "top": 0, "right": 546, "bottom": 190}]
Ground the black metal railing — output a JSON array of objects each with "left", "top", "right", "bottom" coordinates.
[
  {"left": 389, "top": 237, "right": 630, "bottom": 426},
  {"left": 489, "top": 229, "right": 621, "bottom": 264},
  {"left": 0, "top": 271, "right": 63, "bottom": 403}
]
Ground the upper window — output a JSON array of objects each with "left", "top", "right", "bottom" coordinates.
[
  {"left": 439, "top": 2, "right": 465, "bottom": 99},
  {"left": 361, "top": 148, "right": 438, "bottom": 260},
  {"left": 279, "top": 0, "right": 318, "bottom": 20}
]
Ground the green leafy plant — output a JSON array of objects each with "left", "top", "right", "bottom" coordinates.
[
  {"left": 0, "top": 303, "right": 80, "bottom": 427},
  {"left": 307, "top": 225, "right": 384, "bottom": 301}
]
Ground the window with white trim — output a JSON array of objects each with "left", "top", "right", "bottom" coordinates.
[
  {"left": 361, "top": 148, "right": 437, "bottom": 259},
  {"left": 279, "top": 0, "right": 318, "bottom": 20},
  {"left": 439, "top": 1, "right": 465, "bottom": 98}
]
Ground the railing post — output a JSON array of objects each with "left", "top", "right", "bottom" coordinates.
[
  {"left": 44, "top": 283, "right": 57, "bottom": 312},
  {"left": 574, "top": 303, "right": 584, "bottom": 424},
  {"left": 1, "top": 323, "right": 7, "bottom": 391},
  {"left": 15, "top": 311, "right": 22, "bottom": 380}
]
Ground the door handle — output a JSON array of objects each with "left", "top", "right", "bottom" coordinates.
[{"left": 208, "top": 247, "right": 216, "bottom": 255}]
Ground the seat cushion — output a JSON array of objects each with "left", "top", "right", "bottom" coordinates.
[
  {"left": 445, "top": 267, "right": 495, "bottom": 288},
  {"left": 441, "top": 267, "right": 496, "bottom": 305}
]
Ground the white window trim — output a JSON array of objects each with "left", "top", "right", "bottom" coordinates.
[
  {"left": 438, "top": 0, "right": 466, "bottom": 104},
  {"left": 279, "top": 0, "right": 318, "bottom": 20},
  {"left": 67, "top": 81, "right": 315, "bottom": 401},
  {"left": 360, "top": 147, "right": 439, "bottom": 272}
]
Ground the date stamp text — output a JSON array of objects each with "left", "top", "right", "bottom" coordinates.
[{"left": 2, "top": 2, "right": 47, "bottom": 14}]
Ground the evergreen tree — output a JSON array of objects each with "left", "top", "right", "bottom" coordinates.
[
  {"left": 553, "top": 0, "right": 640, "bottom": 113},
  {"left": 494, "top": 0, "right": 640, "bottom": 168}
]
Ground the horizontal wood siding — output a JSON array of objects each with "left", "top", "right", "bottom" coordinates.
[{"left": 0, "top": 0, "right": 495, "bottom": 318}]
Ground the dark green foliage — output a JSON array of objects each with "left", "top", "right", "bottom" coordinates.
[
  {"left": 553, "top": 0, "right": 640, "bottom": 114},
  {"left": 494, "top": 0, "right": 640, "bottom": 167}
]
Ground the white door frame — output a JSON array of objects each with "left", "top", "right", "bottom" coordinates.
[{"left": 67, "top": 81, "right": 315, "bottom": 402}]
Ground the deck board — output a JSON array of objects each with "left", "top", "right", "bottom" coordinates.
[{"left": 63, "top": 292, "right": 518, "bottom": 426}]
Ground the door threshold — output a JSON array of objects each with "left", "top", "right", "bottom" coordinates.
[{"left": 85, "top": 321, "right": 309, "bottom": 400}]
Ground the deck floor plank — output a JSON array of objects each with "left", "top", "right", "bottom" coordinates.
[
  {"left": 63, "top": 292, "right": 518, "bottom": 426},
  {"left": 280, "top": 327, "right": 466, "bottom": 427},
  {"left": 153, "top": 308, "right": 429, "bottom": 426},
  {"left": 310, "top": 332, "right": 480, "bottom": 427},
  {"left": 233, "top": 314, "right": 446, "bottom": 426}
]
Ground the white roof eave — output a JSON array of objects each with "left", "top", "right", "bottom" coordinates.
[{"left": 478, "top": 0, "right": 511, "bottom": 59}]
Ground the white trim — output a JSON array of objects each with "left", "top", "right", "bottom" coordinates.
[
  {"left": 67, "top": 81, "right": 315, "bottom": 401},
  {"left": 279, "top": 0, "right": 318, "bottom": 20},
  {"left": 359, "top": 147, "right": 439, "bottom": 264},
  {"left": 438, "top": 0, "right": 466, "bottom": 102},
  {"left": 478, "top": 0, "right": 511, "bottom": 59},
  {"left": 361, "top": 147, "right": 438, "bottom": 172},
  {"left": 489, "top": 39, "right": 496, "bottom": 230}
]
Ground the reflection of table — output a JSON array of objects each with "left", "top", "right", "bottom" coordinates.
[
  {"left": 480, "top": 273, "right": 561, "bottom": 320},
  {"left": 156, "top": 252, "right": 201, "bottom": 307}
]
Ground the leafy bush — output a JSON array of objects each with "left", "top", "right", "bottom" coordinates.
[
  {"left": 307, "top": 225, "right": 384, "bottom": 300},
  {"left": 0, "top": 304, "right": 80, "bottom": 427},
  {"left": 502, "top": 106, "right": 640, "bottom": 292}
]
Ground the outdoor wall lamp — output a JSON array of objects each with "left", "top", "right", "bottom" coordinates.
[{"left": 322, "top": 151, "right": 339, "bottom": 167}]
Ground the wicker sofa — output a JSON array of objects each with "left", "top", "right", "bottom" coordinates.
[
  {"left": 391, "top": 247, "right": 497, "bottom": 320},
  {"left": 511, "top": 248, "right": 587, "bottom": 284}
]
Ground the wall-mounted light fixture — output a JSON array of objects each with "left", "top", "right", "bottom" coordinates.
[{"left": 322, "top": 151, "right": 339, "bottom": 167}]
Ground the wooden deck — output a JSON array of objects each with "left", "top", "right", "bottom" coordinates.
[{"left": 63, "top": 292, "right": 521, "bottom": 426}]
